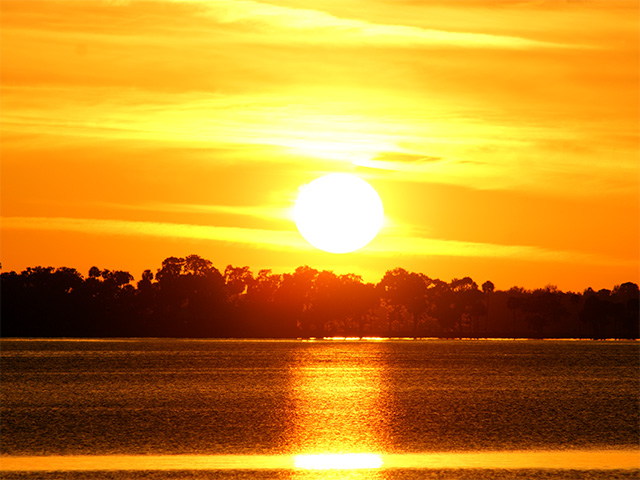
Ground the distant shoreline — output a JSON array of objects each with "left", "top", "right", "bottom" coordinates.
[{"left": 2, "top": 336, "right": 638, "bottom": 341}]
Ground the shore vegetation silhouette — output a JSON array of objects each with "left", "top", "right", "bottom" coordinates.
[{"left": 1, "top": 255, "right": 638, "bottom": 339}]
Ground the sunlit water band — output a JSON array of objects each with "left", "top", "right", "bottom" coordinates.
[{"left": 1, "top": 451, "right": 638, "bottom": 472}]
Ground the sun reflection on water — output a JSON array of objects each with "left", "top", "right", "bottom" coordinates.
[
  {"left": 286, "top": 342, "right": 391, "bottom": 455},
  {"left": 1, "top": 450, "right": 638, "bottom": 472},
  {"left": 293, "top": 453, "right": 384, "bottom": 470}
]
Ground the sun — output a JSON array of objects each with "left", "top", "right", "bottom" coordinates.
[{"left": 294, "top": 173, "right": 384, "bottom": 254}]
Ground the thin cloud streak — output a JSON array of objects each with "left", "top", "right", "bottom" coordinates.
[
  {"left": 191, "top": 0, "right": 582, "bottom": 50},
  {"left": 2, "top": 216, "right": 309, "bottom": 252},
  {"left": 3, "top": 216, "right": 627, "bottom": 266},
  {"left": 98, "top": 202, "right": 294, "bottom": 223},
  {"left": 371, "top": 234, "right": 626, "bottom": 266}
]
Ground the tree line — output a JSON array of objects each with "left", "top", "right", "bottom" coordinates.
[{"left": 1, "top": 255, "right": 638, "bottom": 339}]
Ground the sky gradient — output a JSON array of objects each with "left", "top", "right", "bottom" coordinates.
[{"left": 2, "top": 0, "right": 638, "bottom": 291}]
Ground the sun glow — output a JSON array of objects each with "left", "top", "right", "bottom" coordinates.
[
  {"left": 294, "top": 173, "right": 384, "bottom": 253},
  {"left": 293, "top": 453, "right": 384, "bottom": 470}
]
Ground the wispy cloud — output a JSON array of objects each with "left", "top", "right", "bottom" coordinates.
[
  {"left": 99, "top": 202, "right": 294, "bottom": 222},
  {"left": 2, "top": 216, "right": 309, "bottom": 252},
  {"left": 196, "top": 0, "right": 579, "bottom": 50},
  {"left": 2, "top": 82, "right": 637, "bottom": 198},
  {"left": 373, "top": 152, "right": 442, "bottom": 164},
  {"left": 3, "top": 216, "right": 628, "bottom": 267},
  {"left": 371, "top": 233, "right": 620, "bottom": 266}
]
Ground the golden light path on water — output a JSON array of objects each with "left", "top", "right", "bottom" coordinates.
[
  {"left": 293, "top": 453, "right": 384, "bottom": 470},
  {"left": 1, "top": 451, "right": 639, "bottom": 472},
  {"left": 285, "top": 342, "right": 390, "bottom": 454}
]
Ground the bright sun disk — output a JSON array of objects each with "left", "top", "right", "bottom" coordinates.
[{"left": 294, "top": 173, "right": 384, "bottom": 254}]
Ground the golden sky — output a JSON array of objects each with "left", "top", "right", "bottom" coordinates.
[{"left": 1, "top": 0, "right": 638, "bottom": 291}]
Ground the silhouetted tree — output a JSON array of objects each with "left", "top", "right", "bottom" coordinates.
[
  {"left": 154, "top": 255, "right": 226, "bottom": 336},
  {"left": 611, "top": 282, "right": 640, "bottom": 338},
  {"left": 224, "top": 265, "right": 253, "bottom": 301},
  {"left": 88, "top": 266, "right": 101, "bottom": 279},
  {"left": 243, "top": 269, "right": 296, "bottom": 337},
  {"left": 309, "top": 270, "right": 343, "bottom": 335},
  {"left": 578, "top": 286, "right": 638, "bottom": 339},
  {"left": 339, "top": 275, "right": 379, "bottom": 336},
  {"left": 482, "top": 280, "right": 495, "bottom": 335},
  {"left": 378, "top": 268, "right": 430, "bottom": 335},
  {"left": 522, "top": 285, "right": 567, "bottom": 338},
  {"left": 439, "top": 277, "right": 483, "bottom": 337},
  {"left": 507, "top": 287, "right": 528, "bottom": 338},
  {"left": 276, "top": 266, "right": 318, "bottom": 336}
]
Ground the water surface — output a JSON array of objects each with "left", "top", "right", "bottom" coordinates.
[{"left": 1, "top": 339, "right": 638, "bottom": 479}]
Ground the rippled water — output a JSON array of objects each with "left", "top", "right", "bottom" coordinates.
[{"left": 1, "top": 339, "right": 638, "bottom": 479}]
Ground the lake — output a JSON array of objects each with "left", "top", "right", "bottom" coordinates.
[{"left": 1, "top": 338, "right": 638, "bottom": 479}]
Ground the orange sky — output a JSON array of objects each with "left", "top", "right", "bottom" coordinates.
[{"left": 1, "top": 0, "right": 638, "bottom": 291}]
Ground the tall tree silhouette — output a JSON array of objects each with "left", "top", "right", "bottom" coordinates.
[
  {"left": 522, "top": 286, "right": 567, "bottom": 338},
  {"left": 154, "top": 255, "right": 226, "bottom": 336},
  {"left": 611, "top": 282, "right": 640, "bottom": 338},
  {"left": 507, "top": 287, "right": 528, "bottom": 338},
  {"left": 309, "top": 270, "right": 343, "bottom": 335},
  {"left": 482, "top": 280, "right": 495, "bottom": 336},
  {"left": 439, "top": 277, "right": 483, "bottom": 337},
  {"left": 276, "top": 266, "right": 318, "bottom": 336},
  {"left": 378, "top": 268, "right": 430, "bottom": 335},
  {"left": 339, "top": 274, "right": 379, "bottom": 336}
]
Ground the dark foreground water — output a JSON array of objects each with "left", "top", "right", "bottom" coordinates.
[{"left": 1, "top": 339, "right": 638, "bottom": 479}]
